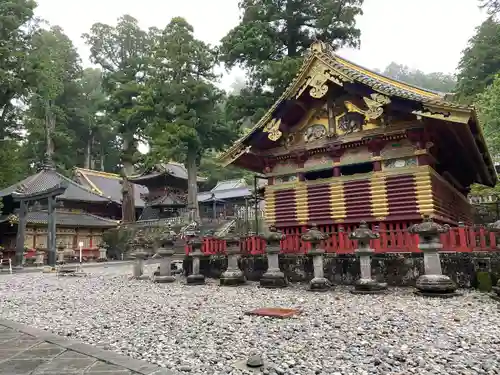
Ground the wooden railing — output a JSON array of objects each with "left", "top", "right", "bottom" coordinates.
[{"left": 185, "top": 224, "right": 500, "bottom": 255}]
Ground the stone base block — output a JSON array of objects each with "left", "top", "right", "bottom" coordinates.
[
  {"left": 186, "top": 273, "right": 205, "bottom": 285},
  {"left": 42, "top": 266, "right": 56, "bottom": 273},
  {"left": 260, "top": 271, "right": 287, "bottom": 288},
  {"left": 416, "top": 274, "right": 457, "bottom": 294},
  {"left": 220, "top": 270, "right": 245, "bottom": 286},
  {"left": 309, "top": 277, "right": 331, "bottom": 292},
  {"left": 154, "top": 275, "right": 176, "bottom": 283},
  {"left": 131, "top": 274, "right": 150, "bottom": 281},
  {"left": 414, "top": 291, "right": 462, "bottom": 298},
  {"left": 352, "top": 278, "right": 387, "bottom": 294}
]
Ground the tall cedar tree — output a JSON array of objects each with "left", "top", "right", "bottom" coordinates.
[
  {"left": 146, "top": 17, "right": 238, "bottom": 221},
  {"left": 0, "top": 0, "right": 37, "bottom": 191},
  {"left": 219, "top": 0, "right": 363, "bottom": 125},
  {"left": 83, "top": 15, "right": 155, "bottom": 222},
  {"left": 23, "top": 26, "right": 82, "bottom": 171},
  {"left": 455, "top": 18, "right": 500, "bottom": 102}
]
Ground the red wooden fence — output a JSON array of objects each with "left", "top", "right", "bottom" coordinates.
[{"left": 185, "top": 223, "right": 500, "bottom": 255}]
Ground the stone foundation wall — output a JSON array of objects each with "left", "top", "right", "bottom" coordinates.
[{"left": 183, "top": 252, "right": 500, "bottom": 288}]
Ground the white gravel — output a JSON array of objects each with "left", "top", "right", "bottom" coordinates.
[{"left": 1, "top": 264, "right": 500, "bottom": 375}]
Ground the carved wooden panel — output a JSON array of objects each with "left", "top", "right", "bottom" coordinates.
[
  {"left": 274, "top": 175, "right": 298, "bottom": 184},
  {"left": 304, "top": 154, "right": 333, "bottom": 168},
  {"left": 24, "top": 234, "right": 33, "bottom": 248},
  {"left": 383, "top": 157, "right": 418, "bottom": 170},
  {"left": 380, "top": 139, "right": 416, "bottom": 159},
  {"left": 340, "top": 147, "right": 370, "bottom": 164},
  {"left": 272, "top": 160, "right": 298, "bottom": 174},
  {"left": 35, "top": 235, "right": 47, "bottom": 248}
]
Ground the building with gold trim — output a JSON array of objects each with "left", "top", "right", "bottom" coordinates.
[{"left": 219, "top": 41, "right": 496, "bottom": 229}]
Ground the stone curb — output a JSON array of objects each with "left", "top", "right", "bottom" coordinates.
[{"left": 0, "top": 319, "right": 178, "bottom": 375}]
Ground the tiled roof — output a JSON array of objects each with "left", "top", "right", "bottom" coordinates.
[
  {"left": 74, "top": 168, "right": 147, "bottom": 207},
  {"left": 219, "top": 41, "right": 474, "bottom": 165},
  {"left": 211, "top": 179, "right": 247, "bottom": 192},
  {"left": 0, "top": 169, "right": 111, "bottom": 203},
  {"left": 0, "top": 210, "right": 118, "bottom": 228},
  {"left": 129, "top": 162, "right": 207, "bottom": 183},
  {"left": 148, "top": 194, "right": 186, "bottom": 207},
  {"left": 198, "top": 186, "right": 251, "bottom": 202}
]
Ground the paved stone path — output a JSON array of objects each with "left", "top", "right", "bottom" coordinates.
[{"left": 0, "top": 320, "right": 175, "bottom": 375}]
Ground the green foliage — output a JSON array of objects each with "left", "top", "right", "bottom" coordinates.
[
  {"left": 0, "top": 0, "right": 37, "bottom": 140},
  {"left": 479, "top": 0, "right": 500, "bottom": 15},
  {"left": 476, "top": 271, "right": 493, "bottom": 292},
  {"left": 456, "top": 18, "right": 500, "bottom": 102},
  {"left": 381, "top": 62, "right": 456, "bottom": 93},
  {"left": 476, "top": 74, "right": 500, "bottom": 156},
  {"left": 83, "top": 15, "right": 156, "bottom": 172},
  {"left": 199, "top": 153, "right": 254, "bottom": 189},
  {"left": 145, "top": 17, "right": 239, "bottom": 218},
  {"left": 219, "top": 0, "right": 364, "bottom": 125}
]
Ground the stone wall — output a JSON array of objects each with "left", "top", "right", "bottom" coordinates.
[{"left": 183, "top": 252, "right": 500, "bottom": 288}]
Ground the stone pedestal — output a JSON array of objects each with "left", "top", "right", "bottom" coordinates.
[
  {"left": 260, "top": 226, "right": 287, "bottom": 288},
  {"left": 153, "top": 248, "right": 176, "bottom": 283},
  {"left": 98, "top": 247, "right": 107, "bottom": 261},
  {"left": 220, "top": 236, "right": 245, "bottom": 286},
  {"left": 409, "top": 216, "right": 459, "bottom": 298},
  {"left": 349, "top": 222, "right": 387, "bottom": 294},
  {"left": 131, "top": 250, "right": 149, "bottom": 280},
  {"left": 309, "top": 249, "right": 330, "bottom": 291},
  {"left": 34, "top": 250, "right": 45, "bottom": 267},
  {"left": 186, "top": 235, "right": 205, "bottom": 285},
  {"left": 302, "top": 224, "right": 331, "bottom": 291},
  {"left": 57, "top": 250, "right": 65, "bottom": 264}
]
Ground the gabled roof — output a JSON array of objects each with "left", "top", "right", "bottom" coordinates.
[
  {"left": 211, "top": 179, "right": 247, "bottom": 192},
  {"left": 74, "top": 168, "right": 147, "bottom": 207},
  {"left": 218, "top": 41, "right": 496, "bottom": 186},
  {"left": 128, "top": 162, "right": 207, "bottom": 183},
  {"left": 198, "top": 186, "right": 251, "bottom": 202},
  {"left": 0, "top": 168, "right": 111, "bottom": 203},
  {"left": 0, "top": 210, "right": 118, "bottom": 228}
]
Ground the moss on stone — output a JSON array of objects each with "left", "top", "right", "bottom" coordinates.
[{"left": 476, "top": 271, "right": 492, "bottom": 292}]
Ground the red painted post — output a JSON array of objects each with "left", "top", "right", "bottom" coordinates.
[{"left": 457, "top": 222, "right": 468, "bottom": 252}]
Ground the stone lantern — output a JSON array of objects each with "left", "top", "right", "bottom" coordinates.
[
  {"left": 302, "top": 223, "right": 331, "bottom": 291},
  {"left": 34, "top": 247, "right": 45, "bottom": 267},
  {"left": 408, "top": 215, "right": 458, "bottom": 297},
  {"left": 260, "top": 225, "right": 287, "bottom": 288},
  {"left": 153, "top": 228, "right": 176, "bottom": 283},
  {"left": 130, "top": 230, "right": 150, "bottom": 280},
  {"left": 487, "top": 220, "right": 500, "bottom": 301},
  {"left": 186, "top": 224, "right": 205, "bottom": 285},
  {"left": 349, "top": 221, "right": 387, "bottom": 294},
  {"left": 220, "top": 235, "right": 245, "bottom": 286},
  {"left": 56, "top": 242, "right": 66, "bottom": 264}
]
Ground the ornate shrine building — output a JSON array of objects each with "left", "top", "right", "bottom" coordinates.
[
  {"left": 0, "top": 163, "right": 118, "bottom": 257},
  {"left": 74, "top": 167, "right": 147, "bottom": 220},
  {"left": 127, "top": 162, "right": 206, "bottom": 221},
  {"left": 219, "top": 41, "right": 497, "bottom": 233}
]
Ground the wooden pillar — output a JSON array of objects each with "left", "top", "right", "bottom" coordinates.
[{"left": 14, "top": 200, "right": 28, "bottom": 267}]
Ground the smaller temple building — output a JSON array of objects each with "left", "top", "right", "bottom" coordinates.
[
  {"left": 0, "top": 163, "right": 119, "bottom": 257},
  {"left": 198, "top": 179, "right": 252, "bottom": 218}
]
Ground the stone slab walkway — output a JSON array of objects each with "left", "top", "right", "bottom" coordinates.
[{"left": 0, "top": 320, "right": 176, "bottom": 375}]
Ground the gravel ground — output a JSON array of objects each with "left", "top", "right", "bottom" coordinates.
[{"left": 1, "top": 264, "right": 500, "bottom": 375}]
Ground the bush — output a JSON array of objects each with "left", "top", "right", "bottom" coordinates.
[
  {"left": 476, "top": 271, "right": 493, "bottom": 292},
  {"left": 102, "top": 227, "right": 135, "bottom": 260}
]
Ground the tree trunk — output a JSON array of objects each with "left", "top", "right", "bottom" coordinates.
[
  {"left": 100, "top": 148, "right": 105, "bottom": 171},
  {"left": 84, "top": 136, "right": 91, "bottom": 169},
  {"left": 186, "top": 150, "right": 200, "bottom": 222},
  {"left": 45, "top": 100, "right": 55, "bottom": 159},
  {"left": 121, "top": 137, "right": 136, "bottom": 223}
]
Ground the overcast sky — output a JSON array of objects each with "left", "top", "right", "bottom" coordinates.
[{"left": 35, "top": 0, "right": 488, "bottom": 89}]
